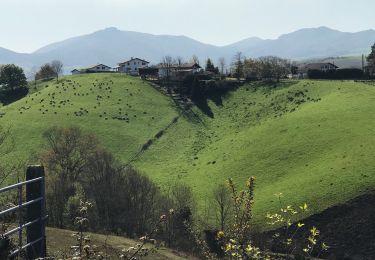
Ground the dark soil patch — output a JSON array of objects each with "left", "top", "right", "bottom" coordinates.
[{"left": 254, "top": 192, "right": 375, "bottom": 260}]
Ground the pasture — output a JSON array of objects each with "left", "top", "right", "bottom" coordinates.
[{"left": 1, "top": 74, "right": 375, "bottom": 228}]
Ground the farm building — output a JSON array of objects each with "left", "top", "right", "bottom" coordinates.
[
  {"left": 118, "top": 58, "right": 150, "bottom": 75},
  {"left": 299, "top": 62, "right": 339, "bottom": 78},
  {"left": 158, "top": 62, "right": 202, "bottom": 79},
  {"left": 71, "top": 69, "right": 81, "bottom": 75},
  {"left": 71, "top": 64, "right": 112, "bottom": 74}
]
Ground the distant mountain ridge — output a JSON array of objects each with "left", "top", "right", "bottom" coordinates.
[{"left": 0, "top": 26, "right": 374, "bottom": 74}]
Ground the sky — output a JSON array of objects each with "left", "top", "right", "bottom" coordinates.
[{"left": 1, "top": 0, "right": 374, "bottom": 53}]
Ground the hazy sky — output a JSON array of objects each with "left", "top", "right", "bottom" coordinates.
[{"left": 1, "top": 0, "right": 374, "bottom": 53}]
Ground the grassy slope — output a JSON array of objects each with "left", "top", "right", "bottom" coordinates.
[
  {"left": 2, "top": 74, "right": 375, "bottom": 229},
  {"left": 0, "top": 73, "right": 178, "bottom": 170},
  {"left": 134, "top": 80, "right": 375, "bottom": 226},
  {"left": 46, "top": 227, "right": 194, "bottom": 259}
]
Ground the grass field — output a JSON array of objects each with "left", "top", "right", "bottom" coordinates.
[
  {"left": 0, "top": 73, "right": 178, "bottom": 170},
  {"left": 1, "top": 74, "right": 375, "bottom": 229},
  {"left": 46, "top": 227, "right": 195, "bottom": 259},
  {"left": 134, "top": 79, "right": 375, "bottom": 227}
]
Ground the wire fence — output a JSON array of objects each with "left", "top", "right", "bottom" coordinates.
[{"left": 0, "top": 165, "right": 47, "bottom": 259}]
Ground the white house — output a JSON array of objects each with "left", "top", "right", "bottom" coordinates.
[
  {"left": 71, "top": 64, "right": 112, "bottom": 74},
  {"left": 118, "top": 58, "right": 150, "bottom": 75}
]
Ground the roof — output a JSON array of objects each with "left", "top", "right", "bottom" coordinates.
[
  {"left": 85, "top": 64, "right": 112, "bottom": 70},
  {"left": 176, "top": 62, "right": 201, "bottom": 69},
  {"left": 301, "top": 62, "right": 339, "bottom": 70},
  {"left": 118, "top": 58, "right": 150, "bottom": 65},
  {"left": 71, "top": 69, "right": 80, "bottom": 72},
  {"left": 157, "top": 62, "right": 201, "bottom": 69}
]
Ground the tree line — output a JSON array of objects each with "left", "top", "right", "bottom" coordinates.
[
  {"left": 367, "top": 43, "right": 375, "bottom": 78},
  {"left": 41, "top": 126, "right": 202, "bottom": 251},
  {"left": 0, "top": 60, "right": 63, "bottom": 95},
  {"left": 231, "top": 52, "right": 291, "bottom": 81}
]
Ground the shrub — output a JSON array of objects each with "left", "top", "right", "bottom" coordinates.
[
  {"left": 191, "top": 178, "right": 329, "bottom": 259},
  {"left": 155, "top": 130, "right": 164, "bottom": 139},
  {"left": 142, "top": 139, "right": 153, "bottom": 150}
]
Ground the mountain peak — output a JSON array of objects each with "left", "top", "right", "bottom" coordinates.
[
  {"left": 103, "top": 27, "right": 119, "bottom": 32},
  {"left": 95, "top": 27, "right": 120, "bottom": 34},
  {"left": 316, "top": 26, "right": 334, "bottom": 31}
]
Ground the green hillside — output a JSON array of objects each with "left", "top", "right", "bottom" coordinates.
[
  {"left": 133, "top": 79, "right": 375, "bottom": 226},
  {"left": 1, "top": 74, "right": 375, "bottom": 228},
  {"left": 0, "top": 73, "right": 179, "bottom": 167}
]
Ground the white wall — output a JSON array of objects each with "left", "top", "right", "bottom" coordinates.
[{"left": 119, "top": 59, "right": 149, "bottom": 73}]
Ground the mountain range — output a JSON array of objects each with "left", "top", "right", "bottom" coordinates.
[{"left": 1, "top": 26, "right": 374, "bottom": 74}]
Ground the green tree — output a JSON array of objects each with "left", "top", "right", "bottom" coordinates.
[
  {"left": 367, "top": 43, "right": 375, "bottom": 77},
  {"left": 291, "top": 65, "right": 299, "bottom": 75},
  {"left": 190, "top": 75, "right": 201, "bottom": 100},
  {"left": 205, "top": 58, "right": 218, "bottom": 74},
  {"left": 0, "top": 64, "right": 27, "bottom": 92}
]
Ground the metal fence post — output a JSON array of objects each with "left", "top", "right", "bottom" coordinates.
[
  {"left": 26, "top": 165, "right": 46, "bottom": 259},
  {"left": 17, "top": 179, "right": 23, "bottom": 259}
]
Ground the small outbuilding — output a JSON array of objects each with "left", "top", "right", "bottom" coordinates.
[
  {"left": 71, "top": 69, "right": 81, "bottom": 75},
  {"left": 71, "top": 64, "right": 112, "bottom": 74}
]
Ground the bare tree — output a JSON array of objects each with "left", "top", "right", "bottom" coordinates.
[
  {"left": 160, "top": 55, "right": 174, "bottom": 78},
  {"left": 176, "top": 56, "right": 184, "bottom": 66},
  {"left": 160, "top": 56, "right": 175, "bottom": 91},
  {"left": 51, "top": 60, "right": 63, "bottom": 82},
  {"left": 30, "top": 66, "right": 39, "bottom": 89},
  {"left": 232, "top": 52, "right": 244, "bottom": 79},
  {"left": 169, "top": 182, "right": 196, "bottom": 212},
  {"left": 212, "top": 183, "right": 232, "bottom": 231},
  {"left": 243, "top": 58, "right": 260, "bottom": 80},
  {"left": 218, "top": 57, "right": 226, "bottom": 75},
  {"left": 258, "top": 56, "right": 290, "bottom": 82},
  {"left": 190, "top": 55, "right": 200, "bottom": 65},
  {"left": 42, "top": 126, "right": 98, "bottom": 227}
]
